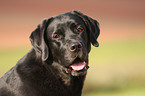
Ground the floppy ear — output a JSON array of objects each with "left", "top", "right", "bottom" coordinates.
[
  {"left": 72, "top": 10, "right": 100, "bottom": 47},
  {"left": 29, "top": 18, "right": 53, "bottom": 61}
]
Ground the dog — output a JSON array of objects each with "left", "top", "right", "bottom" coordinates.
[{"left": 0, "top": 10, "right": 100, "bottom": 96}]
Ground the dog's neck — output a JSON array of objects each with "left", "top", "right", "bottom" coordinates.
[
  {"left": 17, "top": 49, "right": 85, "bottom": 95},
  {"left": 42, "top": 61, "right": 86, "bottom": 86}
]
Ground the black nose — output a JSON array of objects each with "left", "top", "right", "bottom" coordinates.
[{"left": 70, "top": 42, "right": 82, "bottom": 52}]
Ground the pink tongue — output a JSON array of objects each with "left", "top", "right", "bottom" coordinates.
[{"left": 70, "top": 61, "right": 86, "bottom": 71}]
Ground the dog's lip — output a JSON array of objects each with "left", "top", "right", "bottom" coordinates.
[
  {"left": 65, "top": 57, "right": 89, "bottom": 75},
  {"left": 68, "top": 58, "right": 87, "bottom": 70},
  {"left": 70, "top": 61, "right": 86, "bottom": 71}
]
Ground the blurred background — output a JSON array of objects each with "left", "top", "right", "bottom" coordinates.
[{"left": 0, "top": 0, "right": 145, "bottom": 95}]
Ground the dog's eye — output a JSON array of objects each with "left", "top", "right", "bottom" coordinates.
[
  {"left": 53, "top": 34, "right": 62, "bottom": 39},
  {"left": 77, "top": 26, "right": 84, "bottom": 33}
]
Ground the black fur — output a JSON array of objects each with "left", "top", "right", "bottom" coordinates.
[{"left": 0, "top": 11, "right": 100, "bottom": 96}]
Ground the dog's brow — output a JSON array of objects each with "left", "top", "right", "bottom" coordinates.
[
  {"left": 66, "top": 22, "right": 73, "bottom": 27},
  {"left": 55, "top": 29, "right": 65, "bottom": 34}
]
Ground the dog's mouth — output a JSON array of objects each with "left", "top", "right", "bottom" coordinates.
[
  {"left": 65, "top": 58, "right": 89, "bottom": 76},
  {"left": 70, "top": 58, "right": 86, "bottom": 71}
]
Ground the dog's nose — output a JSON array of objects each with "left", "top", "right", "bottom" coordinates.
[{"left": 70, "top": 42, "right": 82, "bottom": 52}]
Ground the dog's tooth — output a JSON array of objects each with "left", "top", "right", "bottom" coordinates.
[
  {"left": 86, "top": 66, "right": 90, "bottom": 69},
  {"left": 65, "top": 68, "right": 68, "bottom": 73},
  {"left": 68, "top": 68, "right": 72, "bottom": 73},
  {"left": 65, "top": 68, "right": 71, "bottom": 73}
]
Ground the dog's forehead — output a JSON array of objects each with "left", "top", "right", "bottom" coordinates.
[
  {"left": 57, "top": 15, "right": 75, "bottom": 22},
  {"left": 47, "top": 14, "right": 85, "bottom": 34},
  {"left": 52, "top": 13, "right": 85, "bottom": 26}
]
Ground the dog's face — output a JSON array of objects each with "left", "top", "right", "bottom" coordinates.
[
  {"left": 46, "top": 14, "right": 90, "bottom": 76},
  {"left": 30, "top": 11, "right": 100, "bottom": 76}
]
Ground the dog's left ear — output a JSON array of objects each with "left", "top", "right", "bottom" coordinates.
[
  {"left": 29, "top": 18, "right": 53, "bottom": 61},
  {"left": 72, "top": 10, "right": 100, "bottom": 47}
]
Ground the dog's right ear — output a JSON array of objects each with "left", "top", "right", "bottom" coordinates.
[
  {"left": 72, "top": 10, "right": 100, "bottom": 47},
  {"left": 29, "top": 18, "right": 53, "bottom": 61}
]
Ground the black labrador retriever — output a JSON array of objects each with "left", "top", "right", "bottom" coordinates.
[{"left": 0, "top": 10, "right": 100, "bottom": 96}]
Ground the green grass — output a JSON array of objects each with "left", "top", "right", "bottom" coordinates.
[
  {"left": 89, "top": 38, "right": 145, "bottom": 65},
  {"left": 0, "top": 38, "right": 145, "bottom": 96},
  {"left": 0, "top": 47, "right": 31, "bottom": 76},
  {"left": 83, "top": 87, "right": 145, "bottom": 96}
]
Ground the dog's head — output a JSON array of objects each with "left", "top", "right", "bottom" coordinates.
[{"left": 29, "top": 11, "right": 100, "bottom": 76}]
